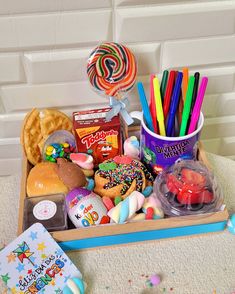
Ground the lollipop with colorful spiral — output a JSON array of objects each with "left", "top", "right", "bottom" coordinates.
[
  {"left": 87, "top": 42, "right": 137, "bottom": 124},
  {"left": 87, "top": 42, "right": 137, "bottom": 98}
]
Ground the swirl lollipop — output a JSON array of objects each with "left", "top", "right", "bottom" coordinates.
[
  {"left": 87, "top": 42, "right": 137, "bottom": 98},
  {"left": 87, "top": 42, "right": 137, "bottom": 124}
]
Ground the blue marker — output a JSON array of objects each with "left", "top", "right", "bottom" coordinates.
[
  {"left": 137, "top": 82, "right": 154, "bottom": 132},
  {"left": 166, "top": 72, "right": 183, "bottom": 136}
]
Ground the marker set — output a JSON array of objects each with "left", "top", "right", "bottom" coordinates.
[{"left": 137, "top": 68, "right": 208, "bottom": 137}]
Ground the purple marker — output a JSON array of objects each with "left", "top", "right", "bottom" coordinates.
[{"left": 188, "top": 77, "right": 208, "bottom": 134}]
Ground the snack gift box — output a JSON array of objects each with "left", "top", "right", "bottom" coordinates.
[
  {"left": 18, "top": 134, "right": 229, "bottom": 251},
  {"left": 17, "top": 42, "right": 229, "bottom": 251}
]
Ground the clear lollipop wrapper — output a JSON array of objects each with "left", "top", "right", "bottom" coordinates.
[
  {"left": 154, "top": 160, "right": 224, "bottom": 216},
  {"left": 87, "top": 42, "right": 137, "bottom": 125}
]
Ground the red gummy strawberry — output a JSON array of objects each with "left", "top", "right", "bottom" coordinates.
[
  {"left": 181, "top": 169, "right": 206, "bottom": 187},
  {"left": 177, "top": 188, "right": 213, "bottom": 205},
  {"left": 166, "top": 174, "right": 183, "bottom": 194},
  {"left": 177, "top": 189, "right": 200, "bottom": 205}
]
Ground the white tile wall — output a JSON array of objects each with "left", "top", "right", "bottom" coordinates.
[
  {"left": 0, "top": 0, "right": 112, "bottom": 15},
  {"left": 116, "top": 2, "right": 235, "bottom": 43},
  {"left": 0, "top": 0, "right": 234, "bottom": 175},
  {"left": 162, "top": 36, "right": 235, "bottom": 69},
  {"left": 0, "top": 53, "right": 25, "bottom": 84}
]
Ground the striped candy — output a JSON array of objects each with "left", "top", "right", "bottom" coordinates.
[
  {"left": 108, "top": 191, "right": 145, "bottom": 224},
  {"left": 87, "top": 42, "right": 137, "bottom": 98}
]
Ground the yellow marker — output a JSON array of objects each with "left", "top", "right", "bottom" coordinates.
[
  {"left": 153, "top": 77, "right": 166, "bottom": 136},
  {"left": 182, "top": 67, "right": 189, "bottom": 102}
]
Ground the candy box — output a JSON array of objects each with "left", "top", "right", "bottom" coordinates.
[
  {"left": 73, "top": 108, "right": 122, "bottom": 166},
  {"left": 17, "top": 139, "right": 229, "bottom": 251}
]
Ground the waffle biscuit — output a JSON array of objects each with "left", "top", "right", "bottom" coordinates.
[
  {"left": 20, "top": 108, "right": 42, "bottom": 166},
  {"left": 21, "top": 108, "right": 73, "bottom": 165}
]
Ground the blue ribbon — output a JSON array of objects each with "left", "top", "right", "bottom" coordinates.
[{"left": 106, "top": 97, "right": 134, "bottom": 125}]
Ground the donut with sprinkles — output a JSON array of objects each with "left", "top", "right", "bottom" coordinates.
[{"left": 94, "top": 155, "right": 153, "bottom": 199}]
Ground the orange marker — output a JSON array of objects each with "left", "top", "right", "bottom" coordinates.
[{"left": 182, "top": 67, "right": 189, "bottom": 102}]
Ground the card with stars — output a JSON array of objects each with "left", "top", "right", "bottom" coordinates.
[{"left": 0, "top": 223, "right": 82, "bottom": 294}]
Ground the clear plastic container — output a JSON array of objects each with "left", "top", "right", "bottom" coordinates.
[
  {"left": 42, "top": 130, "right": 76, "bottom": 162},
  {"left": 23, "top": 193, "right": 67, "bottom": 231},
  {"left": 154, "top": 160, "right": 224, "bottom": 216}
]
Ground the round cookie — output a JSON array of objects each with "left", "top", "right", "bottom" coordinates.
[{"left": 94, "top": 156, "right": 154, "bottom": 199}]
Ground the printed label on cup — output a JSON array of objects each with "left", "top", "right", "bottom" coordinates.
[
  {"left": 131, "top": 111, "right": 204, "bottom": 174},
  {"left": 33, "top": 200, "right": 57, "bottom": 220}
]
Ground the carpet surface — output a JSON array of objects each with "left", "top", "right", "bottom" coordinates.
[{"left": 0, "top": 153, "right": 234, "bottom": 294}]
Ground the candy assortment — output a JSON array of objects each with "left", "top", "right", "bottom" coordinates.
[
  {"left": 22, "top": 104, "right": 225, "bottom": 231},
  {"left": 43, "top": 130, "right": 76, "bottom": 162},
  {"left": 19, "top": 41, "right": 226, "bottom": 239},
  {"left": 5, "top": 41, "right": 229, "bottom": 294}
]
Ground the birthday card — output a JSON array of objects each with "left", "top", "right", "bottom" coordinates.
[{"left": 0, "top": 223, "right": 82, "bottom": 294}]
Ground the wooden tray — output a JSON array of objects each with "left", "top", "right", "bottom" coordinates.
[{"left": 18, "top": 147, "right": 229, "bottom": 251}]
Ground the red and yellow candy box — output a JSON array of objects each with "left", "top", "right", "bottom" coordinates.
[
  {"left": 73, "top": 108, "right": 122, "bottom": 166},
  {"left": 18, "top": 124, "right": 229, "bottom": 251}
]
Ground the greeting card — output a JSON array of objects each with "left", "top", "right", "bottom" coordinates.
[{"left": 0, "top": 223, "right": 82, "bottom": 294}]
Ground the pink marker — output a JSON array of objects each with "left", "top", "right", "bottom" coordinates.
[{"left": 188, "top": 77, "right": 208, "bottom": 134}]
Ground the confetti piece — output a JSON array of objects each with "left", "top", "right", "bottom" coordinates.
[
  {"left": 150, "top": 274, "right": 161, "bottom": 286},
  {"left": 145, "top": 280, "right": 153, "bottom": 288}
]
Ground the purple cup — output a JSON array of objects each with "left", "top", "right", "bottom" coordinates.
[{"left": 130, "top": 111, "right": 204, "bottom": 175}]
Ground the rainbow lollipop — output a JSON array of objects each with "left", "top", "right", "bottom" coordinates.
[{"left": 87, "top": 42, "right": 137, "bottom": 99}]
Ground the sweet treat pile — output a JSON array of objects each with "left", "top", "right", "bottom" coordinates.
[
  {"left": 45, "top": 142, "right": 76, "bottom": 162},
  {"left": 43, "top": 130, "right": 76, "bottom": 162},
  {"left": 87, "top": 42, "right": 137, "bottom": 98},
  {"left": 108, "top": 191, "right": 145, "bottom": 224},
  {"left": 94, "top": 155, "right": 154, "bottom": 199},
  {"left": 21, "top": 108, "right": 73, "bottom": 165},
  {"left": 21, "top": 105, "right": 223, "bottom": 233}
]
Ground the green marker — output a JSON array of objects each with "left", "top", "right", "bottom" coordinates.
[
  {"left": 179, "top": 76, "right": 195, "bottom": 136},
  {"left": 160, "top": 70, "right": 169, "bottom": 102}
]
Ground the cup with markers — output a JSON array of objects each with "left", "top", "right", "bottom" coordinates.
[{"left": 134, "top": 68, "right": 208, "bottom": 175}]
